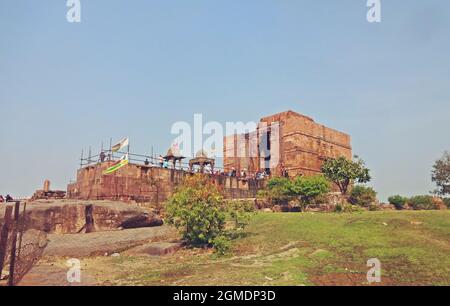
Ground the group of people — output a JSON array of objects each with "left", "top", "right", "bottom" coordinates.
[
  {"left": 139, "top": 155, "right": 274, "bottom": 181},
  {"left": 0, "top": 194, "right": 14, "bottom": 203},
  {"left": 227, "top": 168, "right": 269, "bottom": 180}
]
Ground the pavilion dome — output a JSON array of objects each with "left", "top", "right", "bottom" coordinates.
[{"left": 195, "top": 149, "right": 209, "bottom": 159}]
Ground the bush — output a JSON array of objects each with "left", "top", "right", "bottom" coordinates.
[
  {"left": 289, "top": 175, "right": 330, "bottom": 211},
  {"left": 408, "top": 195, "right": 435, "bottom": 210},
  {"left": 388, "top": 195, "right": 408, "bottom": 210},
  {"left": 212, "top": 235, "right": 232, "bottom": 256},
  {"left": 166, "top": 175, "right": 226, "bottom": 247},
  {"left": 259, "top": 177, "right": 292, "bottom": 205},
  {"left": 334, "top": 201, "right": 364, "bottom": 213},
  {"left": 443, "top": 198, "right": 450, "bottom": 208},
  {"left": 348, "top": 186, "right": 377, "bottom": 207},
  {"left": 290, "top": 175, "right": 330, "bottom": 202},
  {"left": 227, "top": 200, "right": 255, "bottom": 231}
]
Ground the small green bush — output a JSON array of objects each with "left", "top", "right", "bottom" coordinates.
[
  {"left": 348, "top": 186, "right": 377, "bottom": 207},
  {"left": 290, "top": 175, "right": 330, "bottom": 208},
  {"left": 227, "top": 200, "right": 255, "bottom": 231},
  {"left": 334, "top": 202, "right": 364, "bottom": 213},
  {"left": 166, "top": 175, "right": 226, "bottom": 247},
  {"left": 260, "top": 177, "right": 292, "bottom": 205},
  {"left": 388, "top": 195, "right": 408, "bottom": 210},
  {"left": 408, "top": 195, "right": 435, "bottom": 210},
  {"left": 212, "top": 235, "right": 232, "bottom": 256},
  {"left": 443, "top": 198, "right": 450, "bottom": 208}
]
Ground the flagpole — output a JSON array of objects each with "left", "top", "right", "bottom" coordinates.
[
  {"left": 109, "top": 138, "right": 113, "bottom": 161},
  {"left": 80, "top": 149, "right": 84, "bottom": 169}
]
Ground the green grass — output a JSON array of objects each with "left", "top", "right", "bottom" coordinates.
[{"left": 65, "top": 211, "right": 450, "bottom": 286}]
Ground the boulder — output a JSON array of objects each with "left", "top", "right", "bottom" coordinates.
[
  {"left": 0, "top": 200, "right": 163, "bottom": 234},
  {"left": 432, "top": 197, "right": 448, "bottom": 210},
  {"left": 120, "top": 212, "right": 163, "bottom": 229}
]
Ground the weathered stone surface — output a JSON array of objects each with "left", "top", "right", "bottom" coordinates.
[
  {"left": 0, "top": 200, "right": 163, "bottom": 234},
  {"left": 43, "top": 226, "right": 176, "bottom": 257},
  {"left": 120, "top": 213, "right": 164, "bottom": 229},
  {"left": 128, "top": 241, "right": 183, "bottom": 256},
  {"left": 67, "top": 164, "right": 263, "bottom": 203}
]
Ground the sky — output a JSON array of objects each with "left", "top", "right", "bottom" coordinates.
[{"left": 1, "top": 0, "right": 449, "bottom": 201}]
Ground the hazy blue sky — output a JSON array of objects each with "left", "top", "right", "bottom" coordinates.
[{"left": 1, "top": 0, "right": 449, "bottom": 201}]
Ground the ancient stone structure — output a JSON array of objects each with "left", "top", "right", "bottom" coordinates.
[
  {"left": 224, "top": 110, "right": 352, "bottom": 177},
  {"left": 31, "top": 180, "right": 66, "bottom": 200},
  {"left": 67, "top": 161, "right": 264, "bottom": 203},
  {"left": 189, "top": 150, "right": 215, "bottom": 173}
]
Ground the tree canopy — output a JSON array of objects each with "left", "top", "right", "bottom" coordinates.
[
  {"left": 321, "top": 156, "right": 371, "bottom": 195},
  {"left": 432, "top": 151, "right": 450, "bottom": 196}
]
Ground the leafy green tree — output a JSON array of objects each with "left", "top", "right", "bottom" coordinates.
[
  {"left": 166, "top": 175, "right": 226, "bottom": 246},
  {"left": 348, "top": 185, "right": 377, "bottom": 207},
  {"left": 432, "top": 151, "right": 450, "bottom": 196},
  {"left": 289, "top": 175, "right": 330, "bottom": 210},
  {"left": 321, "top": 156, "right": 371, "bottom": 195},
  {"left": 388, "top": 195, "right": 408, "bottom": 210},
  {"left": 260, "top": 177, "right": 293, "bottom": 204}
]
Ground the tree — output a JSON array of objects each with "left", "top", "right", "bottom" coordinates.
[
  {"left": 321, "top": 156, "right": 371, "bottom": 195},
  {"left": 289, "top": 175, "right": 330, "bottom": 210},
  {"left": 432, "top": 151, "right": 450, "bottom": 196},
  {"left": 260, "top": 177, "right": 293, "bottom": 205},
  {"left": 166, "top": 175, "right": 226, "bottom": 246}
]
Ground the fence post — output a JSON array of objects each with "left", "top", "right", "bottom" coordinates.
[
  {"left": 0, "top": 205, "right": 13, "bottom": 279},
  {"left": 7, "top": 201, "right": 21, "bottom": 286}
]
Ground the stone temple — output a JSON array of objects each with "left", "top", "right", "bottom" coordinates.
[
  {"left": 224, "top": 110, "right": 352, "bottom": 177},
  {"left": 67, "top": 110, "right": 352, "bottom": 202}
]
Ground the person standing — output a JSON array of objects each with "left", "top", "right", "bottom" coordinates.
[{"left": 0, "top": 195, "right": 4, "bottom": 203}]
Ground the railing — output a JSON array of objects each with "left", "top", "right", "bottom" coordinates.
[{"left": 79, "top": 149, "right": 269, "bottom": 180}]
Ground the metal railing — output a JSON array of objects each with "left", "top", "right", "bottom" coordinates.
[{"left": 79, "top": 149, "right": 269, "bottom": 180}]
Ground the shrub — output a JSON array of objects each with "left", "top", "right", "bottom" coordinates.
[
  {"left": 258, "top": 177, "right": 293, "bottom": 205},
  {"left": 348, "top": 186, "right": 377, "bottom": 207},
  {"left": 227, "top": 200, "right": 255, "bottom": 231},
  {"left": 334, "top": 201, "right": 364, "bottom": 213},
  {"left": 289, "top": 175, "right": 331, "bottom": 211},
  {"left": 443, "top": 198, "right": 450, "bottom": 208},
  {"left": 408, "top": 195, "right": 435, "bottom": 210},
  {"left": 212, "top": 235, "right": 232, "bottom": 256},
  {"left": 388, "top": 195, "right": 408, "bottom": 210},
  {"left": 166, "top": 175, "right": 226, "bottom": 247}
]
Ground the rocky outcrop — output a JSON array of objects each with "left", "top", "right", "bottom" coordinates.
[{"left": 0, "top": 200, "right": 163, "bottom": 234}]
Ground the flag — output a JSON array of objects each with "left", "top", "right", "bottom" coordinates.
[
  {"left": 103, "top": 154, "right": 129, "bottom": 175},
  {"left": 112, "top": 137, "right": 129, "bottom": 152}
]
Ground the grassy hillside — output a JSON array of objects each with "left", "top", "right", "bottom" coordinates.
[{"left": 43, "top": 211, "right": 450, "bottom": 286}]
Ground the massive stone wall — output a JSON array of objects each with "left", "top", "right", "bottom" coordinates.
[
  {"left": 224, "top": 110, "right": 352, "bottom": 177},
  {"left": 67, "top": 162, "right": 264, "bottom": 203}
]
